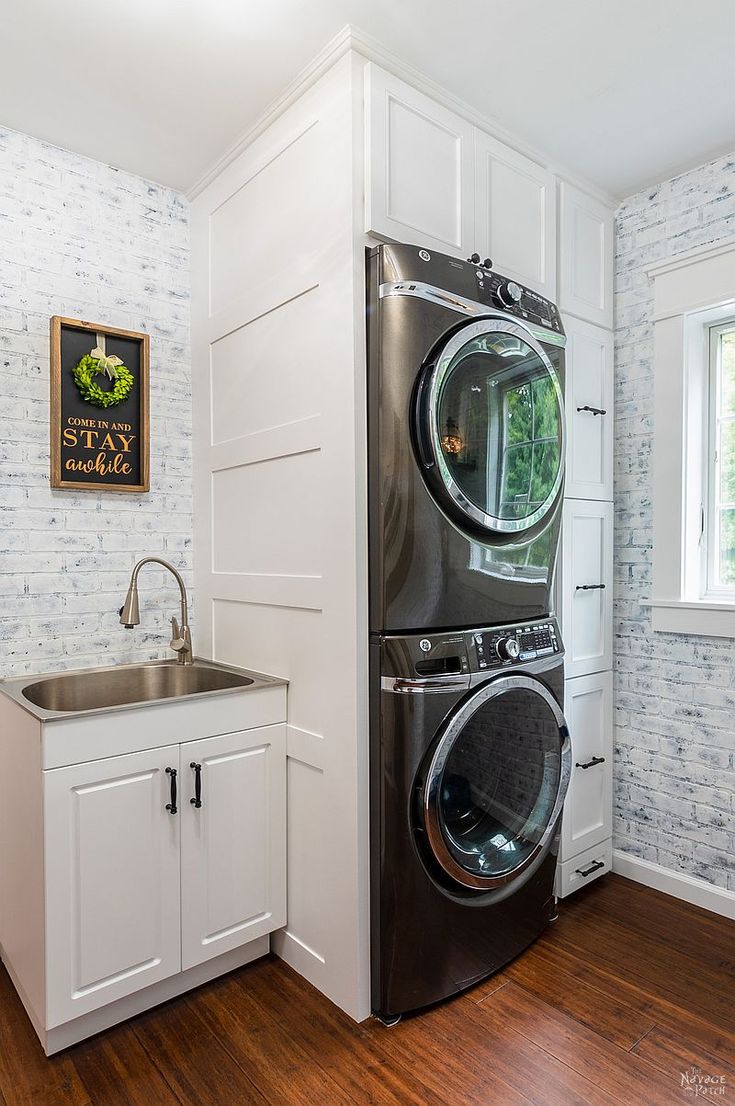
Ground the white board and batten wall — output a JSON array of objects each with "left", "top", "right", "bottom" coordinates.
[{"left": 191, "top": 43, "right": 616, "bottom": 1022}]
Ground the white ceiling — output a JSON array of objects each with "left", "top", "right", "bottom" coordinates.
[{"left": 3, "top": 0, "right": 735, "bottom": 199}]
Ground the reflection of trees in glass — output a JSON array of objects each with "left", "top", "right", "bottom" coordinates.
[{"left": 501, "top": 376, "right": 560, "bottom": 521}]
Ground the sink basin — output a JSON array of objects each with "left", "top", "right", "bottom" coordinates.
[{"left": 21, "top": 662, "right": 255, "bottom": 715}]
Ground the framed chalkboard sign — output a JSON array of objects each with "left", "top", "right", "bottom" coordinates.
[{"left": 50, "top": 316, "right": 150, "bottom": 493}]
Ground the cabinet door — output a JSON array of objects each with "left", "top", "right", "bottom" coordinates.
[
  {"left": 44, "top": 746, "right": 181, "bottom": 1028},
  {"left": 365, "top": 63, "right": 474, "bottom": 258},
  {"left": 475, "top": 131, "right": 556, "bottom": 297},
  {"left": 559, "top": 182, "right": 614, "bottom": 328},
  {"left": 564, "top": 316, "right": 614, "bottom": 500},
  {"left": 560, "top": 671, "right": 613, "bottom": 862},
  {"left": 180, "top": 725, "right": 286, "bottom": 971},
  {"left": 561, "top": 499, "right": 613, "bottom": 678}
]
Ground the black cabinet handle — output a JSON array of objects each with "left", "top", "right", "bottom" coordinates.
[
  {"left": 190, "top": 762, "right": 202, "bottom": 808},
  {"left": 577, "top": 405, "right": 606, "bottom": 416},
  {"left": 165, "top": 766, "right": 177, "bottom": 815},
  {"left": 575, "top": 756, "right": 606, "bottom": 770},
  {"left": 576, "top": 583, "right": 606, "bottom": 591},
  {"left": 576, "top": 860, "right": 606, "bottom": 878}
]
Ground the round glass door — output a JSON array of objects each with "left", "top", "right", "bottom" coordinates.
[
  {"left": 422, "top": 675, "right": 571, "bottom": 891},
  {"left": 421, "top": 318, "right": 564, "bottom": 537}
]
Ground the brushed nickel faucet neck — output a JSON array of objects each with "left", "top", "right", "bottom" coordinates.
[{"left": 120, "top": 557, "right": 193, "bottom": 665}]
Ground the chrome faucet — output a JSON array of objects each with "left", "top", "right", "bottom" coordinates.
[{"left": 119, "top": 557, "right": 193, "bottom": 665}]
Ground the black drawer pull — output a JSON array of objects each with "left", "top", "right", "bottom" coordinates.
[
  {"left": 165, "top": 766, "right": 177, "bottom": 815},
  {"left": 576, "top": 583, "right": 606, "bottom": 591},
  {"left": 576, "top": 860, "right": 606, "bottom": 878},
  {"left": 576, "top": 756, "right": 606, "bottom": 770},
  {"left": 190, "top": 762, "right": 202, "bottom": 808},
  {"left": 577, "top": 405, "right": 606, "bottom": 416}
]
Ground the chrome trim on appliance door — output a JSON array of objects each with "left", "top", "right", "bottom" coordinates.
[
  {"left": 378, "top": 280, "right": 567, "bottom": 348},
  {"left": 381, "top": 674, "right": 471, "bottom": 694},
  {"left": 425, "top": 318, "right": 566, "bottom": 536},
  {"left": 422, "top": 674, "right": 572, "bottom": 891}
]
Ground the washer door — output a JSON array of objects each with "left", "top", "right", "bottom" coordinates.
[
  {"left": 421, "top": 674, "right": 571, "bottom": 891},
  {"left": 415, "top": 317, "right": 564, "bottom": 541}
]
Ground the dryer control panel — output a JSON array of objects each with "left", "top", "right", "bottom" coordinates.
[{"left": 471, "top": 619, "right": 561, "bottom": 670}]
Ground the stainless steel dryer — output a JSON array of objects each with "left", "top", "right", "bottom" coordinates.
[
  {"left": 367, "top": 242, "right": 567, "bottom": 633},
  {"left": 370, "top": 618, "right": 570, "bottom": 1020}
]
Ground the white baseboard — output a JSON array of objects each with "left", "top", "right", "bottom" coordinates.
[{"left": 613, "top": 850, "right": 735, "bottom": 922}]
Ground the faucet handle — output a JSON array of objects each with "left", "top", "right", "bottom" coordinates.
[{"left": 170, "top": 616, "right": 186, "bottom": 651}]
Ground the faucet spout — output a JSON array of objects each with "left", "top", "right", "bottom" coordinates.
[{"left": 119, "top": 557, "right": 193, "bottom": 665}]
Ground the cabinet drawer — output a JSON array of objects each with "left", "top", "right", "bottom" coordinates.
[
  {"left": 561, "top": 671, "right": 613, "bottom": 862},
  {"left": 364, "top": 63, "right": 474, "bottom": 258},
  {"left": 564, "top": 317, "right": 613, "bottom": 501},
  {"left": 556, "top": 840, "right": 612, "bottom": 898},
  {"left": 561, "top": 499, "right": 613, "bottom": 678}
]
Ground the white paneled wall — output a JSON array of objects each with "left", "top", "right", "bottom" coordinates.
[
  {"left": 192, "top": 55, "right": 369, "bottom": 1020},
  {"left": 0, "top": 127, "right": 191, "bottom": 677}
]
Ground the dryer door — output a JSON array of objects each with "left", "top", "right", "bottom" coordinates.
[
  {"left": 421, "top": 674, "right": 571, "bottom": 891},
  {"left": 415, "top": 317, "right": 564, "bottom": 542}
]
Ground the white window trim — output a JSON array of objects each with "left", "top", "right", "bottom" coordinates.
[{"left": 646, "top": 236, "right": 735, "bottom": 636}]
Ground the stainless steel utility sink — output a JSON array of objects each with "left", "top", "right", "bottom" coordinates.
[{"left": 0, "top": 659, "right": 281, "bottom": 722}]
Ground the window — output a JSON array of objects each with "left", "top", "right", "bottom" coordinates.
[{"left": 705, "top": 321, "right": 735, "bottom": 595}]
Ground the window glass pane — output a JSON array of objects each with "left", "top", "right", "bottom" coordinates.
[
  {"left": 719, "top": 508, "right": 735, "bottom": 586},
  {"left": 719, "top": 419, "right": 735, "bottom": 506}
]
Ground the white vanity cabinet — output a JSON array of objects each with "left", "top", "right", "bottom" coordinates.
[{"left": 0, "top": 666, "right": 286, "bottom": 1054}]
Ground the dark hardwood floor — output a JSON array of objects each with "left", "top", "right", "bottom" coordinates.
[{"left": 1, "top": 874, "right": 734, "bottom": 1105}]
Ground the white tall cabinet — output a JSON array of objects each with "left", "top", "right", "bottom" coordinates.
[
  {"left": 190, "top": 41, "right": 616, "bottom": 1021},
  {"left": 555, "top": 201, "right": 615, "bottom": 898}
]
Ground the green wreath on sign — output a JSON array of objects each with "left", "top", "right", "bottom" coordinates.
[{"left": 72, "top": 351, "right": 134, "bottom": 409}]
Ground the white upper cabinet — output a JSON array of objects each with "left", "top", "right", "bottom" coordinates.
[
  {"left": 475, "top": 131, "right": 556, "bottom": 297},
  {"left": 559, "top": 182, "right": 614, "bottom": 328},
  {"left": 180, "top": 725, "right": 286, "bottom": 972},
  {"left": 365, "top": 64, "right": 474, "bottom": 258},
  {"left": 561, "top": 499, "right": 613, "bottom": 679},
  {"left": 564, "top": 316, "right": 614, "bottom": 501}
]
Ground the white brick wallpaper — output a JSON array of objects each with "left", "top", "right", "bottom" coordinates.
[
  {"left": 0, "top": 127, "right": 192, "bottom": 678},
  {"left": 615, "top": 153, "right": 735, "bottom": 893}
]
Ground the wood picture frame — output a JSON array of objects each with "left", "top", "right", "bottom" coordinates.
[{"left": 50, "top": 316, "right": 150, "bottom": 493}]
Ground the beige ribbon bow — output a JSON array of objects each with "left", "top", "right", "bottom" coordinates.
[{"left": 90, "top": 345, "right": 123, "bottom": 380}]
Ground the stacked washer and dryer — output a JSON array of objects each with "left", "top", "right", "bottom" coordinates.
[{"left": 367, "top": 242, "right": 572, "bottom": 1022}]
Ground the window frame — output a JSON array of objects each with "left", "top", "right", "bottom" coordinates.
[{"left": 704, "top": 320, "right": 735, "bottom": 597}]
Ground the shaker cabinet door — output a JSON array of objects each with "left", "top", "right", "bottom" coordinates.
[
  {"left": 561, "top": 671, "right": 613, "bottom": 861},
  {"left": 180, "top": 724, "right": 286, "bottom": 971},
  {"left": 561, "top": 499, "right": 613, "bottom": 678},
  {"left": 474, "top": 130, "right": 556, "bottom": 298},
  {"left": 365, "top": 63, "right": 474, "bottom": 258},
  {"left": 44, "top": 745, "right": 182, "bottom": 1028},
  {"left": 564, "top": 315, "right": 614, "bottom": 501},
  {"left": 559, "top": 182, "right": 614, "bottom": 328}
]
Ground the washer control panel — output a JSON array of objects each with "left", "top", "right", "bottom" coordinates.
[{"left": 471, "top": 619, "right": 561, "bottom": 670}]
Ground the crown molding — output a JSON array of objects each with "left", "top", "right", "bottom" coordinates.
[{"left": 187, "top": 23, "right": 618, "bottom": 209}]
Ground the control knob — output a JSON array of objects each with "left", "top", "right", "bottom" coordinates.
[
  {"left": 496, "top": 636, "right": 521, "bottom": 661},
  {"left": 497, "top": 281, "right": 523, "bottom": 308}
]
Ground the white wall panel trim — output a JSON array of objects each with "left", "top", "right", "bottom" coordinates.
[
  {"left": 209, "top": 417, "right": 322, "bottom": 472},
  {"left": 206, "top": 573, "right": 323, "bottom": 611},
  {"left": 286, "top": 724, "right": 326, "bottom": 770},
  {"left": 612, "top": 851, "right": 735, "bottom": 922}
]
